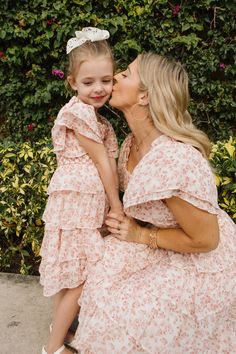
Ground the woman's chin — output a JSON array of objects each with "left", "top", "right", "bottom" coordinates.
[{"left": 109, "top": 97, "right": 117, "bottom": 108}]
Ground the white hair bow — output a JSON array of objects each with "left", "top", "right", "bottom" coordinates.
[{"left": 66, "top": 27, "right": 110, "bottom": 54}]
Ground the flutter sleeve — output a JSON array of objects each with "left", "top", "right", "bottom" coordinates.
[
  {"left": 52, "top": 98, "right": 103, "bottom": 153},
  {"left": 124, "top": 136, "right": 219, "bottom": 219},
  {"left": 101, "top": 117, "right": 119, "bottom": 158}
]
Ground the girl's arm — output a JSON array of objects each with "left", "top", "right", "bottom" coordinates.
[
  {"left": 77, "top": 133, "right": 123, "bottom": 215},
  {"left": 105, "top": 196, "right": 219, "bottom": 253},
  {"left": 109, "top": 157, "right": 119, "bottom": 190}
]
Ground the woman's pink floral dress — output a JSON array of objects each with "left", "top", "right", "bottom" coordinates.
[
  {"left": 73, "top": 134, "right": 236, "bottom": 354},
  {"left": 39, "top": 96, "right": 118, "bottom": 297}
]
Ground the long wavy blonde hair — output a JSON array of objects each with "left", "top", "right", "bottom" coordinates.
[{"left": 137, "top": 52, "right": 211, "bottom": 158}]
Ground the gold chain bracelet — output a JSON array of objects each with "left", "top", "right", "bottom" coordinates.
[{"left": 149, "top": 228, "right": 160, "bottom": 249}]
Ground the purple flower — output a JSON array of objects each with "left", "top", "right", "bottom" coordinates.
[
  {"left": 172, "top": 4, "right": 181, "bottom": 16},
  {"left": 219, "top": 63, "right": 226, "bottom": 70},
  {"left": 0, "top": 51, "right": 4, "bottom": 58},
  {"left": 52, "top": 69, "right": 64, "bottom": 79}
]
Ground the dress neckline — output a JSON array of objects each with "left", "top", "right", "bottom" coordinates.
[{"left": 125, "top": 133, "right": 167, "bottom": 175}]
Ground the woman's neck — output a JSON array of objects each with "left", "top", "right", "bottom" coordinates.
[
  {"left": 130, "top": 121, "right": 160, "bottom": 150},
  {"left": 123, "top": 105, "right": 162, "bottom": 152}
]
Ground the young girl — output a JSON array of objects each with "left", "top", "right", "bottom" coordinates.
[{"left": 40, "top": 27, "right": 123, "bottom": 354}]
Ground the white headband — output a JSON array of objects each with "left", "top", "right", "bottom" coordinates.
[{"left": 66, "top": 27, "right": 110, "bottom": 54}]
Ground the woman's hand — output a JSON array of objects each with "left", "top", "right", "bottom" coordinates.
[{"left": 105, "top": 212, "right": 140, "bottom": 243}]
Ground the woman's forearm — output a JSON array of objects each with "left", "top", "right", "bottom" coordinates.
[{"left": 136, "top": 225, "right": 218, "bottom": 253}]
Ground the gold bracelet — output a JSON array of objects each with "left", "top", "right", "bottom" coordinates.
[{"left": 149, "top": 228, "right": 160, "bottom": 249}]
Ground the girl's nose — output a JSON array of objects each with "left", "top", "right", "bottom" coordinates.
[{"left": 94, "top": 82, "right": 103, "bottom": 91}]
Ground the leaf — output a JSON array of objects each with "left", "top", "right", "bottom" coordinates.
[
  {"left": 182, "top": 23, "right": 191, "bottom": 32},
  {"left": 21, "top": 250, "right": 30, "bottom": 257},
  {"left": 224, "top": 143, "right": 235, "bottom": 157}
]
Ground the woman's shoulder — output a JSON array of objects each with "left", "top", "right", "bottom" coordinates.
[
  {"left": 151, "top": 135, "right": 207, "bottom": 166},
  {"left": 136, "top": 135, "right": 214, "bottom": 187}
]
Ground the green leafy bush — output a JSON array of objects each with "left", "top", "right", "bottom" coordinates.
[
  {"left": 0, "top": 0, "right": 235, "bottom": 142},
  {"left": 209, "top": 136, "right": 236, "bottom": 221},
  {"left": 0, "top": 138, "right": 56, "bottom": 274},
  {"left": 0, "top": 137, "right": 235, "bottom": 275}
]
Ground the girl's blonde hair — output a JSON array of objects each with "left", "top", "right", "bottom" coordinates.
[
  {"left": 137, "top": 52, "right": 211, "bottom": 158},
  {"left": 67, "top": 40, "right": 114, "bottom": 80}
]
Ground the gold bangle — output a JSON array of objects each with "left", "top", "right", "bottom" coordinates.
[{"left": 149, "top": 228, "right": 160, "bottom": 249}]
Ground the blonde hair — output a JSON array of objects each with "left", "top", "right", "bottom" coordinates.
[
  {"left": 67, "top": 40, "right": 114, "bottom": 81},
  {"left": 137, "top": 52, "right": 211, "bottom": 158}
]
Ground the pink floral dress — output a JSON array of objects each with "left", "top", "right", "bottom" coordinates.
[
  {"left": 39, "top": 96, "right": 118, "bottom": 297},
  {"left": 73, "top": 134, "right": 236, "bottom": 354}
]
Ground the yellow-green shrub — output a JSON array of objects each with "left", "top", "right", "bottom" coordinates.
[
  {"left": 209, "top": 136, "right": 236, "bottom": 222},
  {"left": 0, "top": 138, "right": 56, "bottom": 274}
]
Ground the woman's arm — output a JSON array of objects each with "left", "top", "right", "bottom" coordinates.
[
  {"left": 105, "top": 196, "right": 219, "bottom": 253},
  {"left": 77, "top": 133, "right": 123, "bottom": 214}
]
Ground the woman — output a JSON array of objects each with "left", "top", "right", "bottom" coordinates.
[{"left": 73, "top": 52, "right": 236, "bottom": 353}]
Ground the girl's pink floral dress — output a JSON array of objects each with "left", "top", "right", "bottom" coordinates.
[
  {"left": 73, "top": 134, "right": 236, "bottom": 354},
  {"left": 39, "top": 96, "right": 118, "bottom": 297}
]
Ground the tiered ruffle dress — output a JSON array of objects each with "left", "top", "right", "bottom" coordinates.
[
  {"left": 39, "top": 96, "right": 118, "bottom": 297},
  {"left": 74, "top": 134, "right": 236, "bottom": 354}
]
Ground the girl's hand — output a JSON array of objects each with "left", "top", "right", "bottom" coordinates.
[
  {"left": 109, "top": 202, "right": 124, "bottom": 218},
  {"left": 105, "top": 212, "right": 140, "bottom": 243}
]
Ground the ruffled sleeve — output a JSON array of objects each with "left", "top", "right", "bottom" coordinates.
[
  {"left": 124, "top": 135, "right": 219, "bottom": 220},
  {"left": 52, "top": 97, "right": 103, "bottom": 153},
  {"left": 100, "top": 117, "right": 119, "bottom": 158}
]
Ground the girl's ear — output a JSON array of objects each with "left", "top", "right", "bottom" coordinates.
[
  {"left": 138, "top": 91, "right": 149, "bottom": 106},
  {"left": 67, "top": 75, "right": 77, "bottom": 91}
]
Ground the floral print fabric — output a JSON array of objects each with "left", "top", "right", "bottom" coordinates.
[
  {"left": 73, "top": 134, "right": 236, "bottom": 354},
  {"left": 39, "top": 96, "right": 119, "bottom": 296}
]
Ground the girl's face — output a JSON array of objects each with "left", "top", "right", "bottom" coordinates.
[
  {"left": 69, "top": 56, "right": 113, "bottom": 110},
  {"left": 109, "top": 59, "right": 141, "bottom": 111}
]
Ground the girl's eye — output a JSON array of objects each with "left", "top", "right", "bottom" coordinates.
[
  {"left": 103, "top": 79, "right": 112, "bottom": 83},
  {"left": 83, "top": 82, "right": 92, "bottom": 85},
  {"left": 121, "top": 73, "right": 127, "bottom": 77}
]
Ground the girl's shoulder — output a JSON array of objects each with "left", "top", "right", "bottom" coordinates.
[
  {"left": 61, "top": 96, "right": 95, "bottom": 116},
  {"left": 56, "top": 97, "right": 98, "bottom": 127}
]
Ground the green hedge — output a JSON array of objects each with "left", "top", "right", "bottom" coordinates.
[
  {"left": 0, "top": 137, "right": 235, "bottom": 275},
  {"left": 209, "top": 136, "right": 236, "bottom": 220},
  {"left": 0, "top": 0, "right": 235, "bottom": 143},
  {"left": 0, "top": 138, "right": 56, "bottom": 274}
]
